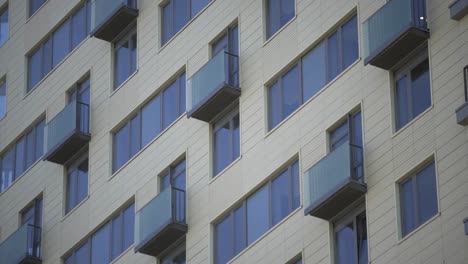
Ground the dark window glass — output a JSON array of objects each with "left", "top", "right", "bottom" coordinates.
[
  {"left": 302, "top": 42, "right": 325, "bottom": 101},
  {"left": 0, "top": 79, "right": 5, "bottom": 119},
  {"left": 42, "top": 38, "right": 53, "bottom": 77},
  {"left": 162, "top": 3, "right": 172, "bottom": 44},
  {"left": 179, "top": 72, "right": 186, "bottom": 113},
  {"left": 35, "top": 120, "right": 45, "bottom": 159},
  {"left": 411, "top": 59, "right": 431, "bottom": 117},
  {"left": 247, "top": 185, "right": 269, "bottom": 244},
  {"left": 91, "top": 223, "right": 111, "bottom": 264},
  {"left": 215, "top": 214, "right": 233, "bottom": 264},
  {"left": 15, "top": 137, "right": 26, "bottom": 177},
  {"left": 25, "top": 131, "right": 35, "bottom": 168},
  {"left": 212, "top": 33, "right": 228, "bottom": 55},
  {"left": 141, "top": 96, "right": 161, "bottom": 146},
  {"left": 266, "top": 0, "right": 294, "bottom": 39},
  {"left": 395, "top": 75, "right": 409, "bottom": 130},
  {"left": 174, "top": 0, "right": 189, "bottom": 33},
  {"left": 53, "top": 20, "right": 71, "bottom": 67},
  {"left": 130, "top": 114, "right": 140, "bottom": 156},
  {"left": 191, "top": 0, "right": 210, "bottom": 17},
  {"left": 0, "top": 6, "right": 7, "bottom": 46},
  {"left": 28, "top": 48, "right": 42, "bottom": 91},
  {"left": 1, "top": 148, "right": 14, "bottom": 191},
  {"left": 29, "top": 0, "right": 47, "bottom": 17},
  {"left": 213, "top": 111, "right": 240, "bottom": 176},
  {"left": 233, "top": 205, "right": 246, "bottom": 255},
  {"left": 130, "top": 33, "right": 137, "bottom": 73},
  {"left": 115, "top": 39, "right": 130, "bottom": 88},
  {"left": 280, "top": 0, "right": 295, "bottom": 25},
  {"left": 272, "top": 170, "right": 289, "bottom": 225},
  {"left": 123, "top": 203, "right": 135, "bottom": 249},
  {"left": 291, "top": 160, "right": 300, "bottom": 208},
  {"left": 232, "top": 114, "right": 240, "bottom": 159},
  {"left": 269, "top": 81, "right": 281, "bottom": 129},
  {"left": 357, "top": 213, "right": 368, "bottom": 264},
  {"left": 282, "top": 65, "right": 300, "bottom": 118},
  {"left": 400, "top": 178, "right": 415, "bottom": 236},
  {"left": 75, "top": 243, "right": 90, "bottom": 264},
  {"left": 66, "top": 157, "right": 88, "bottom": 213},
  {"left": 330, "top": 122, "right": 348, "bottom": 151},
  {"left": 111, "top": 214, "right": 123, "bottom": 260},
  {"left": 163, "top": 81, "right": 178, "bottom": 127},
  {"left": 113, "top": 123, "right": 129, "bottom": 172},
  {"left": 335, "top": 222, "right": 356, "bottom": 264},
  {"left": 342, "top": 16, "right": 359, "bottom": 69},
  {"left": 72, "top": 7, "right": 87, "bottom": 49},
  {"left": 327, "top": 31, "right": 340, "bottom": 81}
]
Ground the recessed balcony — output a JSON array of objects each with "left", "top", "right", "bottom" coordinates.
[
  {"left": 449, "top": 0, "right": 468, "bottom": 20},
  {"left": 44, "top": 101, "right": 90, "bottom": 165},
  {"left": 135, "top": 187, "right": 187, "bottom": 257},
  {"left": 304, "top": 142, "right": 366, "bottom": 221},
  {"left": 187, "top": 51, "right": 240, "bottom": 122},
  {"left": 91, "top": 0, "right": 138, "bottom": 42},
  {"left": 363, "top": 0, "right": 429, "bottom": 70},
  {"left": 0, "top": 225, "right": 41, "bottom": 264}
]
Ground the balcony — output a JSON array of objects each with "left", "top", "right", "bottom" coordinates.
[
  {"left": 91, "top": 0, "right": 138, "bottom": 42},
  {"left": 44, "top": 101, "right": 90, "bottom": 165},
  {"left": 135, "top": 187, "right": 187, "bottom": 257},
  {"left": 449, "top": 0, "right": 468, "bottom": 20},
  {"left": 187, "top": 51, "right": 240, "bottom": 122},
  {"left": 304, "top": 142, "right": 366, "bottom": 221},
  {"left": 456, "top": 66, "right": 468, "bottom": 126},
  {"left": 363, "top": 0, "right": 429, "bottom": 70},
  {"left": 0, "top": 225, "right": 41, "bottom": 264}
]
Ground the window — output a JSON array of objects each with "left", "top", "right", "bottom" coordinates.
[
  {"left": 160, "top": 158, "right": 186, "bottom": 191},
  {"left": 64, "top": 202, "right": 135, "bottom": 264},
  {"left": 214, "top": 160, "right": 300, "bottom": 264},
  {"left": 27, "top": 1, "right": 90, "bottom": 92},
  {"left": 334, "top": 210, "right": 368, "bottom": 264},
  {"left": 68, "top": 77, "right": 90, "bottom": 104},
  {"left": 0, "top": 4, "right": 7, "bottom": 47},
  {"left": 160, "top": 241, "right": 186, "bottom": 264},
  {"left": 114, "top": 29, "right": 137, "bottom": 89},
  {"left": 29, "top": 0, "right": 47, "bottom": 17},
  {"left": 161, "top": 0, "right": 212, "bottom": 45},
  {"left": 112, "top": 72, "right": 186, "bottom": 173},
  {"left": 0, "top": 78, "right": 5, "bottom": 119},
  {"left": 213, "top": 109, "right": 240, "bottom": 176},
  {"left": 399, "top": 160, "right": 438, "bottom": 237},
  {"left": 394, "top": 54, "right": 431, "bottom": 130},
  {"left": 0, "top": 118, "right": 45, "bottom": 192},
  {"left": 265, "top": 0, "right": 295, "bottom": 39},
  {"left": 21, "top": 196, "right": 43, "bottom": 258},
  {"left": 268, "top": 15, "right": 358, "bottom": 130},
  {"left": 65, "top": 155, "right": 88, "bottom": 214}
]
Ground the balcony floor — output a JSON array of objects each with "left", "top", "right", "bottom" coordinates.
[
  {"left": 188, "top": 84, "right": 241, "bottom": 122},
  {"left": 44, "top": 131, "right": 90, "bottom": 165},
  {"left": 135, "top": 221, "right": 187, "bottom": 257},
  {"left": 91, "top": 5, "right": 138, "bottom": 42}
]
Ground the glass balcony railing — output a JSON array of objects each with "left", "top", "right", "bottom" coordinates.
[
  {"left": 135, "top": 187, "right": 187, "bottom": 257},
  {"left": 362, "top": 0, "right": 428, "bottom": 69},
  {"left": 0, "top": 225, "right": 41, "bottom": 264},
  {"left": 44, "top": 101, "right": 90, "bottom": 164},
  {"left": 304, "top": 142, "right": 366, "bottom": 220},
  {"left": 91, "top": 0, "right": 138, "bottom": 41},
  {"left": 187, "top": 51, "right": 240, "bottom": 122}
]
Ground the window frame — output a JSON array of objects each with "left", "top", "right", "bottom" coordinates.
[
  {"left": 159, "top": 157, "right": 187, "bottom": 192},
  {"left": 113, "top": 25, "right": 137, "bottom": 90},
  {"left": 64, "top": 152, "right": 89, "bottom": 215},
  {"left": 0, "top": 3, "right": 8, "bottom": 47},
  {"left": 393, "top": 50, "right": 431, "bottom": 132},
  {"left": 265, "top": 0, "right": 296, "bottom": 40}
]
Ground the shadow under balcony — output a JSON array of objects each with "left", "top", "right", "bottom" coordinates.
[
  {"left": 135, "top": 187, "right": 187, "bottom": 257},
  {"left": 0, "top": 225, "right": 41, "bottom": 264},
  {"left": 91, "top": 0, "right": 138, "bottom": 42},
  {"left": 304, "top": 142, "right": 367, "bottom": 221},
  {"left": 187, "top": 51, "right": 240, "bottom": 122},
  {"left": 44, "top": 101, "right": 90, "bottom": 165},
  {"left": 363, "top": 0, "right": 429, "bottom": 70}
]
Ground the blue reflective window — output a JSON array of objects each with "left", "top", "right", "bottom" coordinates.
[
  {"left": 247, "top": 185, "right": 269, "bottom": 244},
  {"left": 0, "top": 79, "right": 5, "bottom": 119},
  {"left": 163, "top": 81, "right": 178, "bottom": 127},
  {"left": 266, "top": 0, "right": 295, "bottom": 39},
  {"left": 327, "top": 31, "right": 340, "bottom": 81},
  {"left": 272, "top": 169, "right": 289, "bottom": 225},
  {"left": 29, "top": 0, "right": 47, "bottom": 17},
  {"left": 66, "top": 157, "right": 88, "bottom": 214},
  {"left": 114, "top": 30, "right": 136, "bottom": 89},
  {"left": 53, "top": 20, "right": 71, "bottom": 67},
  {"left": 282, "top": 65, "right": 300, "bottom": 118},
  {"left": 215, "top": 214, "right": 233, "bottom": 264},
  {"left": 302, "top": 42, "right": 325, "bottom": 101},
  {"left": 335, "top": 222, "right": 356, "bottom": 264},
  {"left": 213, "top": 111, "right": 240, "bottom": 176},
  {"left": 113, "top": 123, "right": 129, "bottom": 172},
  {"left": 342, "top": 15, "right": 359, "bottom": 69},
  {"left": 91, "top": 222, "right": 111, "bottom": 264},
  {"left": 0, "top": 6, "right": 8, "bottom": 47},
  {"left": 141, "top": 96, "right": 161, "bottom": 146}
]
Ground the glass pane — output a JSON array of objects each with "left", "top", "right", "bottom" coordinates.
[
  {"left": 269, "top": 81, "right": 281, "bottom": 129},
  {"left": 28, "top": 48, "right": 42, "bottom": 91},
  {"left": 130, "top": 33, "right": 137, "bottom": 73},
  {"left": 179, "top": 73, "right": 186, "bottom": 113},
  {"left": 15, "top": 137, "right": 26, "bottom": 178},
  {"left": 411, "top": 59, "right": 431, "bottom": 118},
  {"left": 327, "top": 31, "right": 340, "bottom": 81},
  {"left": 113, "top": 124, "right": 129, "bottom": 172},
  {"left": 191, "top": 0, "right": 210, "bottom": 17},
  {"left": 123, "top": 203, "right": 135, "bottom": 249},
  {"left": 1, "top": 148, "right": 14, "bottom": 191},
  {"left": 173, "top": 162, "right": 186, "bottom": 191},
  {"left": 215, "top": 214, "right": 233, "bottom": 264},
  {"left": 29, "top": 0, "right": 46, "bottom": 16},
  {"left": 0, "top": 80, "right": 5, "bottom": 119},
  {"left": 416, "top": 162, "right": 437, "bottom": 225},
  {"left": 280, "top": 0, "right": 295, "bottom": 25},
  {"left": 53, "top": 19, "right": 71, "bottom": 67},
  {"left": 111, "top": 214, "right": 123, "bottom": 260},
  {"left": 35, "top": 120, "right": 45, "bottom": 160},
  {"left": 163, "top": 81, "right": 178, "bottom": 128},
  {"left": 141, "top": 95, "right": 161, "bottom": 146},
  {"left": 75, "top": 242, "right": 90, "bottom": 264},
  {"left": 77, "top": 159, "right": 88, "bottom": 205},
  {"left": 25, "top": 131, "right": 35, "bottom": 168},
  {"left": 43, "top": 38, "right": 53, "bottom": 76},
  {"left": 231, "top": 25, "right": 239, "bottom": 56},
  {"left": 212, "top": 32, "right": 228, "bottom": 56},
  {"left": 357, "top": 212, "right": 368, "bottom": 264},
  {"left": 267, "top": 0, "right": 280, "bottom": 38},
  {"left": 342, "top": 16, "right": 359, "bottom": 69},
  {"left": 162, "top": 3, "right": 172, "bottom": 44},
  {"left": 130, "top": 114, "right": 140, "bottom": 156},
  {"left": 66, "top": 170, "right": 77, "bottom": 213},
  {"left": 247, "top": 185, "right": 269, "bottom": 244},
  {"left": 330, "top": 121, "right": 348, "bottom": 151},
  {"left": 234, "top": 204, "right": 246, "bottom": 255},
  {"left": 400, "top": 178, "right": 415, "bottom": 236},
  {"left": 91, "top": 223, "right": 111, "bottom": 264},
  {"left": 395, "top": 75, "right": 409, "bottom": 130},
  {"left": 0, "top": 7, "right": 6, "bottom": 46},
  {"left": 174, "top": 0, "right": 189, "bottom": 33},
  {"left": 160, "top": 173, "right": 170, "bottom": 191},
  {"left": 272, "top": 169, "right": 289, "bottom": 226},
  {"left": 21, "top": 205, "right": 35, "bottom": 225},
  {"left": 302, "top": 42, "right": 326, "bottom": 101},
  {"left": 214, "top": 120, "right": 230, "bottom": 175},
  {"left": 72, "top": 6, "right": 86, "bottom": 49},
  {"left": 78, "top": 78, "right": 91, "bottom": 105},
  {"left": 281, "top": 65, "right": 300, "bottom": 118},
  {"left": 291, "top": 160, "right": 300, "bottom": 209},
  {"left": 114, "top": 39, "right": 130, "bottom": 88},
  {"left": 335, "top": 222, "right": 357, "bottom": 264},
  {"left": 64, "top": 255, "right": 73, "bottom": 264},
  {"left": 233, "top": 114, "right": 240, "bottom": 160}
]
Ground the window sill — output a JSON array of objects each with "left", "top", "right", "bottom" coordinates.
[
  {"left": 209, "top": 156, "right": 242, "bottom": 185},
  {"left": 263, "top": 15, "right": 297, "bottom": 47},
  {"left": 25, "top": 0, "right": 51, "bottom": 23},
  {"left": 157, "top": 0, "right": 215, "bottom": 53},
  {"left": 0, "top": 158, "right": 42, "bottom": 197},
  {"left": 391, "top": 105, "right": 433, "bottom": 139},
  {"left": 227, "top": 206, "right": 303, "bottom": 264},
  {"left": 265, "top": 58, "right": 361, "bottom": 139},
  {"left": 110, "top": 69, "right": 139, "bottom": 97},
  {"left": 24, "top": 36, "right": 90, "bottom": 100},
  {"left": 397, "top": 212, "right": 441, "bottom": 245},
  {"left": 109, "top": 113, "right": 187, "bottom": 180},
  {"left": 61, "top": 196, "right": 90, "bottom": 222}
]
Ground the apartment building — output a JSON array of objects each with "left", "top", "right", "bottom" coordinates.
[{"left": 0, "top": 0, "right": 467, "bottom": 263}]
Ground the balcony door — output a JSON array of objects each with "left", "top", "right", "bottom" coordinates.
[
  {"left": 21, "top": 197, "right": 42, "bottom": 258},
  {"left": 212, "top": 24, "right": 239, "bottom": 87}
]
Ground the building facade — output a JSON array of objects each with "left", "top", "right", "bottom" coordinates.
[{"left": 0, "top": 0, "right": 467, "bottom": 263}]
